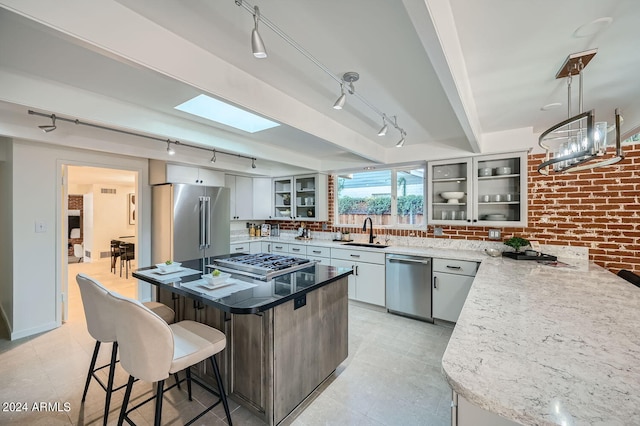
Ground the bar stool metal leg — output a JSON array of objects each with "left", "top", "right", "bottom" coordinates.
[
  {"left": 154, "top": 380, "right": 165, "bottom": 426},
  {"left": 118, "top": 375, "right": 135, "bottom": 426},
  {"left": 103, "top": 342, "right": 119, "bottom": 425},
  {"left": 82, "top": 341, "right": 101, "bottom": 402},
  {"left": 211, "top": 355, "right": 233, "bottom": 425}
]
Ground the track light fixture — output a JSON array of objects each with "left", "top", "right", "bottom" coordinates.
[
  {"left": 333, "top": 84, "right": 346, "bottom": 110},
  {"left": 251, "top": 6, "right": 267, "bottom": 58},
  {"left": 235, "top": 0, "right": 407, "bottom": 141},
  {"left": 166, "top": 140, "right": 176, "bottom": 155},
  {"left": 39, "top": 114, "right": 57, "bottom": 132},
  {"left": 28, "top": 110, "right": 259, "bottom": 169},
  {"left": 395, "top": 131, "right": 406, "bottom": 148},
  {"left": 377, "top": 118, "right": 388, "bottom": 136}
]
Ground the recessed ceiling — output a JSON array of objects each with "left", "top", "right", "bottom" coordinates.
[{"left": 0, "top": 0, "right": 638, "bottom": 176}]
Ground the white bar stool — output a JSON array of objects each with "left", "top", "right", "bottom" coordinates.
[
  {"left": 76, "top": 274, "right": 177, "bottom": 425},
  {"left": 110, "top": 292, "right": 233, "bottom": 426}
]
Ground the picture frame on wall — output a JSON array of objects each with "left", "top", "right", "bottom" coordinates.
[{"left": 128, "top": 193, "right": 136, "bottom": 225}]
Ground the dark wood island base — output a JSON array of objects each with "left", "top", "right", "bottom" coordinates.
[{"left": 136, "top": 264, "right": 351, "bottom": 425}]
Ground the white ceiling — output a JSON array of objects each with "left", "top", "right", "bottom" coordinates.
[{"left": 0, "top": 0, "right": 638, "bottom": 177}]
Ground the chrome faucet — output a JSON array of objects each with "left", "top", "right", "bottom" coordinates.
[{"left": 363, "top": 217, "right": 375, "bottom": 244}]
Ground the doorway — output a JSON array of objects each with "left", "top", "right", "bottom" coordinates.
[{"left": 62, "top": 165, "right": 139, "bottom": 322}]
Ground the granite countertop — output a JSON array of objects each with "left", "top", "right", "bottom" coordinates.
[
  {"left": 134, "top": 261, "right": 352, "bottom": 314},
  {"left": 231, "top": 236, "right": 487, "bottom": 262},
  {"left": 442, "top": 256, "right": 640, "bottom": 425}
]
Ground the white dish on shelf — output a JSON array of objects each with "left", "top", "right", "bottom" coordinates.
[
  {"left": 485, "top": 214, "right": 507, "bottom": 220},
  {"left": 478, "top": 167, "right": 492, "bottom": 177},
  {"left": 154, "top": 266, "right": 184, "bottom": 275},
  {"left": 440, "top": 192, "right": 465, "bottom": 203},
  {"left": 155, "top": 262, "right": 182, "bottom": 273},
  {"left": 495, "top": 167, "right": 512, "bottom": 175}
]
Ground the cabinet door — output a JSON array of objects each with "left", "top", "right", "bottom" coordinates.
[
  {"left": 473, "top": 152, "right": 527, "bottom": 227},
  {"left": 432, "top": 272, "right": 474, "bottom": 323},
  {"left": 166, "top": 164, "right": 200, "bottom": 184},
  {"left": 331, "top": 258, "right": 356, "bottom": 300},
  {"left": 235, "top": 176, "right": 253, "bottom": 220},
  {"left": 225, "top": 175, "right": 237, "bottom": 219},
  {"left": 198, "top": 168, "right": 225, "bottom": 186},
  {"left": 355, "top": 262, "right": 386, "bottom": 307},
  {"left": 261, "top": 241, "right": 271, "bottom": 253},
  {"left": 428, "top": 159, "right": 473, "bottom": 225},
  {"left": 273, "top": 177, "right": 294, "bottom": 219},
  {"left": 249, "top": 242, "right": 261, "bottom": 254},
  {"left": 253, "top": 178, "right": 272, "bottom": 220}
]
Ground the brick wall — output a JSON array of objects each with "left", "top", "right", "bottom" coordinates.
[
  {"left": 267, "top": 145, "right": 640, "bottom": 274},
  {"left": 68, "top": 195, "right": 83, "bottom": 256}
]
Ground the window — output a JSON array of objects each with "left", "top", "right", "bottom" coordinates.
[{"left": 336, "top": 165, "right": 425, "bottom": 228}]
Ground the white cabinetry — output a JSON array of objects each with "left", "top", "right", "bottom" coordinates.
[
  {"left": 225, "top": 175, "right": 254, "bottom": 220},
  {"left": 288, "top": 244, "right": 307, "bottom": 257},
  {"left": 428, "top": 151, "right": 527, "bottom": 226},
  {"left": 229, "top": 242, "right": 261, "bottom": 254},
  {"left": 432, "top": 258, "right": 478, "bottom": 323},
  {"left": 306, "top": 245, "right": 331, "bottom": 264},
  {"left": 453, "top": 391, "right": 519, "bottom": 426},
  {"left": 270, "top": 242, "right": 289, "bottom": 254},
  {"left": 331, "top": 248, "right": 385, "bottom": 307},
  {"left": 149, "top": 160, "right": 225, "bottom": 186},
  {"left": 252, "top": 178, "right": 272, "bottom": 220},
  {"left": 272, "top": 174, "right": 328, "bottom": 221}
]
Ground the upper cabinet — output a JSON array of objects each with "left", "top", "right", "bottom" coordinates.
[
  {"left": 149, "top": 160, "right": 225, "bottom": 186},
  {"left": 272, "top": 174, "right": 328, "bottom": 221},
  {"left": 428, "top": 152, "right": 527, "bottom": 227},
  {"left": 225, "top": 175, "right": 253, "bottom": 220},
  {"left": 252, "top": 178, "right": 272, "bottom": 220}
]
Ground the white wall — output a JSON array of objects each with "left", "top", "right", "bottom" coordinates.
[
  {"left": 91, "top": 183, "right": 136, "bottom": 260},
  {"left": 0, "top": 137, "right": 14, "bottom": 334},
  {"left": 9, "top": 138, "right": 151, "bottom": 340}
]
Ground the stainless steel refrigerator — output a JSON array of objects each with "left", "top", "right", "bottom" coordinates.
[{"left": 152, "top": 184, "right": 230, "bottom": 269}]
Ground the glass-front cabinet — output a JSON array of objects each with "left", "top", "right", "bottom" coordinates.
[
  {"left": 428, "top": 151, "right": 527, "bottom": 226},
  {"left": 272, "top": 174, "right": 328, "bottom": 221}
]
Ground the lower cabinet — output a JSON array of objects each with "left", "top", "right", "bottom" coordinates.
[
  {"left": 453, "top": 391, "right": 519, "bottom": 426},
  {"left": 331, "top": 248, "right": 385, "bottom": 307},
  {"left": 306, "top": 245, "right": 331, "bottom": 264},
  {"left": 432, "top": 259, "right": 478, "bottom": 323},
  {"left": 229, "top": 241, "right": 261, "bottom": 254}
]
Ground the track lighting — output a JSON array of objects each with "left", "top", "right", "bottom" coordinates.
[
  {"left": 333, "top": 84, "right": 346, "bottom": 110},
  {"left": 28, "top": 109, "right": 260, "bottom": 169},
  {"left": 377, "top": 119, "right": 388, "bottom": 136},
  {"left": 166, "top": 140, "right": 175, "bottom": 155},
  {"left": 235, "top": 1, "right": 407, "bottom": 140},
  {"left": 39, "top": 114, "right": 57, "bottom": 133},
  {"left": 251, "top": 6, "right": 267, "bottom": 58},
  {"left": 395, "top": 132, "right": 406, "bottom": 148}
]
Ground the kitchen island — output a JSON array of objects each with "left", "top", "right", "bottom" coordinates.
[
  {"left": 442, "top": 256, "right": 640, "bottom": 425},
  {"left": 134, "top": 260, "right": 352, "bottom": 425}
]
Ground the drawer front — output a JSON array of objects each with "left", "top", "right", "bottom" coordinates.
[
  {"left": 331, "top": 247, "right": 385, "bottom": 264},
  {"left": 433, "top": 258, "right": 478, "bottom": 276},
  {"left": 306, "top": 255, "right": 329, "bottom": 264},
  {"left": 230, "top": 243, "right": 250, "bottom": 254},
  {"left": 306, "top": 245, "right": 331, "bottom": 258},
  {"left": 288, "top": 244, "right": 307, "bottom": 256},
  {"left": 271, "top": 243, "right": 289, "bottom": 253}
]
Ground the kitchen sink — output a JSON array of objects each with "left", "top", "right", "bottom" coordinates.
[{"left": 342, "top": 242, "right": 389, "bottom": 249}]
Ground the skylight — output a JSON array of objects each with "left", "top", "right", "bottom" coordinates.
[{"left": 175, "top": 94, "right": 280, "bottom": 133}]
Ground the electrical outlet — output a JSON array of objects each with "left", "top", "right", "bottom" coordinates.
[
  {"left": 488, "top": 229, "right": 501, "bottom": 240},
  {"left": 434, "top": 227, "right": 444, "bottom": 236},
  {"left": 322, "top": 223, "right": 328, "bottom": 230}
]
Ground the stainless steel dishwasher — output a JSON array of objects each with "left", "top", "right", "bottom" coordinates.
[{"left": 386, "top": 254, "right": 432, "bottom": 321}]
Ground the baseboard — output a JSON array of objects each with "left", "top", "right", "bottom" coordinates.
[{"left": 10, "top": 321, "right": 59, "bottom": 341}]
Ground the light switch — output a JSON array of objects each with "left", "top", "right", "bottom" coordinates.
[{"left": 35, "top": 220, "right": 47, "bottom": 233}]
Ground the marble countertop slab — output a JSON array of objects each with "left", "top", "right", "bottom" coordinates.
[{"left": 442, "top": 256, "right": 640, "bottom": 425}]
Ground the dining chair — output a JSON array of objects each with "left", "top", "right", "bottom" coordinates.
[
  {"left": 119, "top": 242, "right": 135, "bottom": 279},
  {"left": 76, "top": 274, "right": 177, "bottom": 425},
  {"left": 112, "top": 292, "right": 233, "bottom": 426},
  {"left": 110, "top": 240, "right": 121, "bottom": 274}
]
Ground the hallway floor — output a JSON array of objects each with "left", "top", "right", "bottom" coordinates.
[{"left": 0, "top": 261, "right": 453, "bottom": 425}]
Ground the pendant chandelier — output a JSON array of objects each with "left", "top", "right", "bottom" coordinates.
[{"left": 537, "top": 49, "right": 624, "bottom": 175}]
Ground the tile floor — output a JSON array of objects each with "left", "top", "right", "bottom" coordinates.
[{"left": 0, "top": 260, "right": 454, "bottom": 425}]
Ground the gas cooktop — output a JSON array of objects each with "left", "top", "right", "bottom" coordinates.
[{"left": 209, "top": 253, "right": 315, "bottom": 280}]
